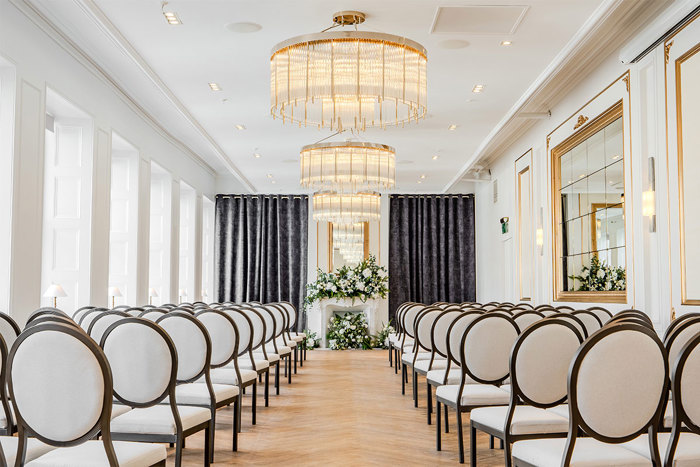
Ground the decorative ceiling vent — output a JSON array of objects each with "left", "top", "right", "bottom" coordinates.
[{"left": 430, "top": 5, "right": 529, "bottom": 35}]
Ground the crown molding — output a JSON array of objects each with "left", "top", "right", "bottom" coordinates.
[
  {"left": 12, "top": 0, "right": 256, "bottom": 192},
  {"left": 443, "top": 0, "right": 672, "bottom": 192}
]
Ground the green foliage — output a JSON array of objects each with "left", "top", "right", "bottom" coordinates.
[
  {"left": 327, "top": 312, "right": 372, "bottom": 350},
  {"left": 569, "top": 255, "right": 626, "bottom": 291},
  {"left": 304, "top": 255, "right": 389, "bottom": 309},
  {"left": 299, "top": 329, "right": 319, "bottom": 350},
  {"left": 371, "top": 321, "right": 395, "bottom": 349}
]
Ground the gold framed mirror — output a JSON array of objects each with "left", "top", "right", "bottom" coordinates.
[{"left": 328, "top": 222, "right": 369, "bottom": 271}]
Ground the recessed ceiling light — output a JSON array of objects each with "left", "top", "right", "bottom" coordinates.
[
  {"left": 420, "top": 174, "right": 426, "bottom": 179},
  {"left": 448, "top": 124, "right": 458, "bottom": 131},
  {"left": 225, "top": 22, "right": 262, "bottom": 33},
  {"left": 267, "top": 174, "right": 273, "bottom": 178},
  {"left": 208, "top": 82, "right": 222, "bottom": 91},
  {"left": 500, "top": 40, "right": 513, "bottom": 46},
  {"left": 472, "top": 84, "right": 485, "bottom": 93},
  {"left": 432, "top": 155, "right": 439, "bottom": 160},
  {"left": 162, "top": 11, "right": 182, "bottom": 25},
  {"left": 235, "top": 124, "right": 246, "bottom": 130},
  {"left": 254, "top": 153, "right": 261, "bottom": 158}
]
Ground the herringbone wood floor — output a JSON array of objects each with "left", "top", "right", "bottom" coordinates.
[{"left": 176, "top": 350, "right": 506, "bottom": 466}]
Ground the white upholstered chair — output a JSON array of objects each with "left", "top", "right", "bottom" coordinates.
[
  {"left": 103, "top": 317, "right": 212, "bottom": 467},
  {"left": 512, "top": 322, "right": 668, "bottom": 467},
  {"left": 470, "top": 318, "right": 584, "bottom": 466},
  {"left": 8, "top": 321, "right": 166, "bottom": 466},
  {"left": 87, "top": 310, "right": 129, "bottom": 344},
  {"left": 404, "top": 306, "right": 441, "bottom": 407}
]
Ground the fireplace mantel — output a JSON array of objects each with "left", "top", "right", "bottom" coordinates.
[{"left": 307, "top": 298, "right": 380, "bottom": 348}]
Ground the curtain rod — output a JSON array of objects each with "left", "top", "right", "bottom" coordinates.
[
  {"left": 390, "top": 194, "right": 474, "bottom": 198},
  {"left": 217, "top": 194, "right": 308, "bottom": 200}
]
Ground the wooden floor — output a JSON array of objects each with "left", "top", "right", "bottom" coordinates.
[{"left": 175, "top": 350, "right": 506, "bottom": 466}]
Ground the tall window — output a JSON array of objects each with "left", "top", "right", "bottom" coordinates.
[
  {"left": 41, "top": 89, "right": 94, "bottom": 311},
  {"left": 0, "top": 61, "right": 15, "bottom": 312},
  {"left": 108, "top": 133, "right": 139, "bottom": 306},
  {"left": 552, "top": 101, "right": 626, "bottom": 302},
  {"left": 179, "top": 181, "right": 196, "bottom": 303},
  {"left": 201, "top": 196, "right": 214, "bottom": 302},
  {"left": 149, "top": 163, "right": 172, "bottom": 306}
]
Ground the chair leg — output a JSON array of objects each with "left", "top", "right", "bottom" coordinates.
[
  {"left": 394, "top": 349, "right": 398, "bottom": 374},
  {"left": 204, "top": 427, "right": 211, "bottom": 467},
  {"left": 266, "top": 369, "right": 271, "bottom": 405},
  {"left": 504, "top": 438, "right": 512, "bottom": 467},
  {"left": 457, "top": 410, "right": 465, "bottom": 464},
  {"left": 252, "top": 382, "right": 257, "bottom": 425},
  {"left": 401, "top": 364, "right": 406, "bottom": 395},
  {"left": 427, "top": 382, "right": 432, "bottom": 425},
  {"left": 275, "top": 363, "right": 280, "bottom": 396},
  {"left": 284, "top": 356, "right": 288, "bottom": 377},
  {"left": 413, "top": 370, "right": 418, "bottom": 408},
  {"left": 436, "top": 401, "right": 441, "bottom": 451},
  {"left": 490, "top": 435, "right": 494, "bottom": 449},
  {"left": 389, "top": 346, "right": 392, "bottom": 366},
  {"left": 175, "top": 435, "right": 184, "bottom": 467},
  {"left": 445, "top": 405, "right": 449, "bottom": 433},
  {"left": 208, "top": 410, "right": 216, "bottom": 462},
  {"left": 294, "top": 347, "right": 298, "bottom": 374},
  {"left": 471, "top": 425, "right": 478, "bottom": 466},
  {"left": 287, "top": 356, "right": 292, "bottom": 384},
  {"left": 500, "top": 439, "right": 504, "bottom": 450},
  {"left": 233, "top": 397, "right": 239, "bottom": 452}
]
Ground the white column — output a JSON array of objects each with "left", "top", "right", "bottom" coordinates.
[
  {"left": 193, "top": 192, "right": 203, "bottom": 302},
  {"left": 169, "top": 177, "right": 180, "bottom": 303},
  {"left": 89, "top": 128, "right": 111, "bottom": 307},
  {"left": 135, "top": 157, "right": 151, "bottom": 305}
]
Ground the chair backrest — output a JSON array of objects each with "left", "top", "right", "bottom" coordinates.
[
  {"left": 25, "top": 314, "right": 80, "bottom": 330},
  {"left": 549, "top": 313, "right": 588, "bottom": 339},
  {"left": 196, "top": 309, "right": 239, "bottom": 368},
  {"left": 664, "top": 316, "right": 700, "bottom": 370},
  {"left": 239, "top": 307, "right": 265, "bottom": 351},
  {"left": 78, "top": 308, "right": 108, "bottom": 329},
  {"left": 515, "top": 302, "right": 534, "bottom": 309},
  {"left": 253, "top": 305, "right": 276, "bottom": 344},
  {"left": 540, "top": 309, "right": 559, "bottom": 317},
  {"left": 26, "top": 308, "right": 69, "bottom": 325},
  {"left": 278, "top": 301, "right": 298, "bottom": 332},
  {"left": 556, "top": 305, "right": 574, "bottom": 312},
  {"left": 666, "top": 332, "right": 700, "bottom": 465},
  {"left": 266, "top": 304, "right": 288, "bottom": 340},
  {"left": 611, "top": 310, "right": 651, "bottom": 324},
  {"left": 0, "top": 313, "right": 21, "bottom": 350},
  {"left": 432, "top": 310, "right": 463, "bottom": 358},
  {"left": 101, "top": 317, "right": 177, "bottom": 407},
  {"left": 664, "top": 312, "right": 700, "bottom": 342},
  {"left": 8, "top": 322, "right": 115, "bottom": 455},
  {"left": 566, "top": 323, "right": 667, "bottom": 454},
  {"left": 487, "top": 308, "right": 513, "bottom": 316},
  {"left": 156, "top": 312, "right": 212, "bottom": 383},
  {"left": 512, "top": 310, "right": 544, "bottom": 331},
  {"left": 88, "top": 311, "right": 128, "bottom": 343},
  {"left": 72, "top": 306, "right": 95, "bottom": 321},
  {"left": 139, "top": 309, "right": 168, "bottom": 321},
  {"left": 124, "top": 307, "right": 144, "bottom": 317},
  {"left": 587, "top": 306, "right": 613, "bottom": 324},
  {"left": 414, "top": 308, "right": 442, "bottom": 353},
  {"left": 510, "top": 318, "right": 583, "bottom": 407},
  {"left": 460, "top": 313, "right": 520, "bottom": 385},
  {"left": 402, "top": 304, "right": 426, "bottom": 339},
  {"left": 571, "top": 310, "right": 603, "bottom": 337},
  {"left": 221, "top": 308, "right": 253, "bottom": 356},
  {"left": 0, "top": 333, "right": 11, "bottom": 434},
  {"left": 446, "top": 311, "right": 483, "bottom": 365}
]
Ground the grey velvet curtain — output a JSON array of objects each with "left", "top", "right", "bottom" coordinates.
[
  {"left": 388, "top": 194, "right": 476, "bottom": 320},
  {"left": 215, "top": 194, "right": 308, "bottom": 329}
]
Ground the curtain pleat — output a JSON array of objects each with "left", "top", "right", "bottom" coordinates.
[
  {"left": 215, "top": 195, "right": 309, "bottom": 329},
  {"left": 388, "top": 194, "right": 476, "bottom": 321}
]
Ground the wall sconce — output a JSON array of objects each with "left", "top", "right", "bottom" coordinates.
[
  {"left": 643, "top": 156, "right": 656, "bottom": 233},
  {"left": 536, "top": 207, "right": 544, "bottom": 256},
  {"left": 500, "top": 217, "right": 509, "bottom": 234}
]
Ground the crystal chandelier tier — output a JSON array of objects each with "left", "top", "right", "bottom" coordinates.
[
  {"left": 300, "top": 141, "right": 395, "bottom": 193},
  {"left": 270, "top": 11, "right": 427, "bottom": 131},
  {"left": 312, "top": 192, "right": 380, "bottom": 224},
  {"left": 332, "top": 222, "right": 365, "bottom": 244}
]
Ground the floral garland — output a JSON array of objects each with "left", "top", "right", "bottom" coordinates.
[
  {"left": 569, "top": 255, "right": 626, "bottom": 291},
  {"left": 304, "top": 255, "right": 389, "bottom": 308},
  {"left": 327, "top": 312, "right": 372, "bottom": 350}
]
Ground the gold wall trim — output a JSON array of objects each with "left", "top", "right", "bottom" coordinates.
[
  {"left": 675, "top": 42, "right": 700, "bottom": 305},
  {"left": 517, "top": 156, "right": 533, "bottom": 301},
  {"left": 573, "top": 115, "right": 589, "bottom": 130}
]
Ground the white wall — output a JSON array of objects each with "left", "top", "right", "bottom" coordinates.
[{"left": 1, "top": 0, "right": 216, "bottom": 323}]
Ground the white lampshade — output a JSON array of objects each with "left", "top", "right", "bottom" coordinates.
[
  {"left": 179, "top": 288, "right": 187, "bottom": 297},
  {"left": 149, "top": 287, "right": 159, "bottom": 298},
  {"left": 43, "top": 284, "right": 67, "bottom": 298},
  {"left": 201, "top": 289, "right": 208, "bottom": 298},
  {"left": 108, "top": 286, "right": 123, "bottom": 298}
]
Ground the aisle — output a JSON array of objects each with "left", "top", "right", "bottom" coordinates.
[{"left": 176, "top": 350, "right": 505, "bottom": 466}]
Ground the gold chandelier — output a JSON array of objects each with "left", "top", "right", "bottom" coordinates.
[
  {"left": 300, "top": 142, "right": 395, "bottom": 192},
  {"left": 270, "top": 11, "right": 427, "bottom": 131},
  {"left": 313, "top": 192, "right": 380, "bottom": 223}
]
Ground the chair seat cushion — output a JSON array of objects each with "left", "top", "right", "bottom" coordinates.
[
  {"left": 427, "top": 368, "right": 463, "bottom": 386},
  {"left": 470, "top": 405, "right": 569, "bottom": 436},
  {"left": 279, "top": 338, "right": 296, "bottom": 348},
  {"left": 622, "top": 432, "right": 700, "bottom": 465},
  {"left": 512, "top": 438, "right": 652, "bottom": 467},
  {"left": 253, "top": 352, "right": 280, "bottom": 363},
  {"left": 163, "top": 383, "right": 239, "bottom": 405},
  {"left": 265, "top": 345, "right": 291, "bottom": 356},
  {"left": 236, "top": 358, "right": 269, "bottom": 371},
  {"left": 401, "top": 352, "right": 432, "bottom": 364},
  {"left": 289, "top": 334, "right": 305, "bottom": 342},
  {"left": 111, "top": 404, "right": 132, "bottom": 420},
  {"left": 0, "top": 401, "right": 14, "bottom": 429},
  {"left": 209, "top": 367, "right": 258, "bottom": 385},
  {"left": 290, "top": 332, "right": 306, "bottom": 338},
  {"left": 414, "top": 359, "right": 447, "bottom": 373},
  {"left": 548, "top": 404, "right": 570, "bottom": 419},
  {"left": 111, "top": 405, "right": 210, "bottom": 435},
  {"left": 1, "top": 436, "right": 54, "bottom": 465},
  {"left": 27, "top": 440, "right": 166, "bottom": 467},
  {"left": 664, "top": 405, "right": 673, "bottom": 428},
  {"left": 435, "top": 384, "right": 510, "bottom": 406}
]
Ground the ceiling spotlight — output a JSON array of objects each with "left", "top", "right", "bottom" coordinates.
[
  {"left": 161, "top": 2, "right": 182, "bottom": 25},
  {"left": 254, "top": 153, "right": 261, "bottom": 158},
  {"left": 500, "top": 40, "right": 513, "bottom": 46},
  {"left": 208, "top": 82, "right": 221, "bottom": 91},
  {"left": 432, "top": 155, "right": 439, "bottom": 160},
  {"left": 472, "top": 84, "right": 485, "bottom": 93},
  {"left": 448, "top": 124, "right": 458, "bottom": 131},
  {"left": 235, "top": 124, "right": 246, "bottom": 130},
  {"left": 420, "top": 174, "right": 426, "bottom": 179}
]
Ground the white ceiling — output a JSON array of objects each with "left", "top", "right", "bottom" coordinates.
[{"left": 29, "top": 0, "right": 608, "bottom": 193}]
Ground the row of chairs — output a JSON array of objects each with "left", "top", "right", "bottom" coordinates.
[
  {"left": 0, "top": 300, "right": 307, "bottom": 466},
  {"left": 388, "top": 301, "right": 700, "bottom": 466}
]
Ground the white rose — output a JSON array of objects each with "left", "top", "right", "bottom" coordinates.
[
  {"left": 596, "top": 269, "right": 605, "bottom": 279},
  {"left": 363, "top": 268, "right": 371, "bottom": 277}
]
